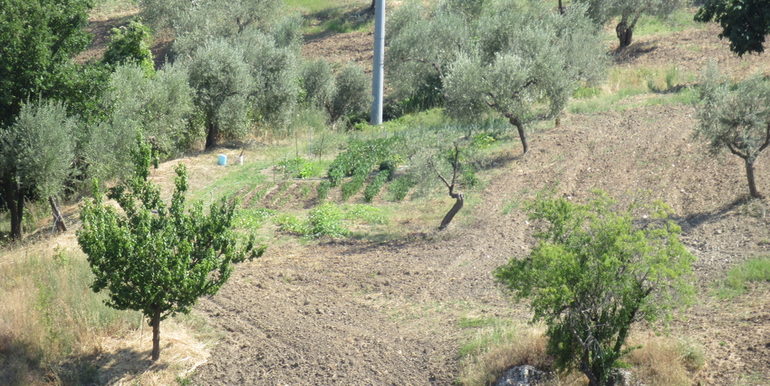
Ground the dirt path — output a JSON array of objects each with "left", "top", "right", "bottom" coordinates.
[{"left": 192, "top": 103, "right": 769, "bottom": 385}]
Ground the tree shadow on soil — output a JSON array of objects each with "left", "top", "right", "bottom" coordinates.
[
  {"left": 675, "top": 196, "right": 751, "bottom": 232},
  {"left": 613, "top": 41, "right": 658, "bottom": 64},
  {"left": 0, "top": 335, "right": 165, "bottom": 386}
]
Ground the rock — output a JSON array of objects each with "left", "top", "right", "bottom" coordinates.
[{"left": 494, "top": 365, "right": 549, "bottom": 386}]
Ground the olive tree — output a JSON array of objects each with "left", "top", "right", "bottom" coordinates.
[
  {"left": 78, "top": 139, "right": 263, "bottom": 361},
  {"left": 695, "top": 0, "right": 770, "bottom": 56},
  {"left": 443, "top": 1, "right": 605, "bottom": 154},
  {"left": 300, "top": 59, "right": 336, "bottom": 111},
  {"left": 386, "top": 0, "right": 474, "bottom": 110},
  {"left": 0, "top": 101, "right": 77, "bottom": 239},
  {"left": 695, "top": 68, "right": 770, "bottom": 199},
  {"left": 186, "top": 39, "right": 254, "bottom": 149},
  {"left": 327, "top": 65, "right": 372, "bottom": 125},
  {"left": 87, "top": 63, "right": 194, "bottom": 181},
  {"left": 574, "top": 0, "right": 683, "bottom": 49},
  {"left": 496, "top": 193, "right": 694, "bottom": 386}
]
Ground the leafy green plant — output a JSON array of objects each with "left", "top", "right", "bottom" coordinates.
[
  {"left": 316, "top": 180, "right": 332, "bottom": 201},
  {"left": 363, "top": 170, "right": 392, "bottom": 202},
  {"left": 495, "top": 193, "right": 695, "bottom": 386},
  {"left": 103, "top": 20, "right": 155, "bottom": 76},
  {"left": 277, "top": 157, "right": 322, "bottom": 179},
  {"left": 387, "top": 175, "right": 417, "bottom": 201},
  {"left": 77, "top": 139, "right": 263, "bottom": 361}
]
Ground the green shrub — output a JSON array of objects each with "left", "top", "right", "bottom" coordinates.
[
  {"left": 387, "top": 175, "right": 417, "bottom": 201},
  {"left": 343, "top": 204, "right": 387, "bottom": 225},
  {"left": 274, "top": 213, "right": 308, "bottom": 235},
  {"left": 307, "top": 203, "right": 349, "bottom": 238},
  {"left": 341, "top": 174, "right": 366, "bottom": 201},
  {"left": 328, "top": 64, "right": 371, "bottom": 124},
  {"left": 363, "top": 170, "right": 391, "bottom": 202},
  {"left": 300, "top": 59, "right": 335, "bottom": 110},
  {"left": 277, "top": 157, "right": 321, "bottom": 179},
  {"left": 495, "top": 193, "right": 695, "bottom": 385},
  {"left": 102, "top": 20, "right": 155, "bottom": 76},
  {"left": 316, "top": 180, "right": 332, "bottom": 201},
  {"left": 327, "top": 137, "right": 402, "bottom": 186}
]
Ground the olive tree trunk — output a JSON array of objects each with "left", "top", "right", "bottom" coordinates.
[
  {"left": 506, "top": 115, "right": 528, "bottom": 154},
  {"left": 205, "top": 120, "right": 218, "bottom": 150},
  {"left": 745, "top": 158, "right": 762, "bottom": 198},
  {"left": 4, "top": 180, "right": 24, "bottom": 240},
  {"left": 438, "top": 192, "right": 464, "bottom": 230},
  {"left": 616, "top": 16, "right": 636, "bottom": 49}
]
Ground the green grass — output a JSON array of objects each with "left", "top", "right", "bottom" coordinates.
[
  {"left": 191, "top": 161, "right": 270, "bottom": 206},
  {"left": 458, "top": 318, "right": 518, "bottom": 358},
  {"left": 634, "top": 9, "right": 701, "bottom": 38},
  {"left": 714, "top": 257, "right": 770, "bottom": 299},
  {"left": 285, "top": 0, "right": 373, "bottom": 36}
]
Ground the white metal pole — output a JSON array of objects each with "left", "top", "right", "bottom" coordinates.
[{"left": 371, "top": 0, "right": 385, "bottom": 125}]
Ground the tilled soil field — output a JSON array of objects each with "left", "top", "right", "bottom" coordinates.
[{"left": 192, "top": 101, "right": 770, "bottom": 384}]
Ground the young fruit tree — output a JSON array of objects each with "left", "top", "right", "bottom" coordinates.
[
  {"left": 0, "top": 101, "right": 77, "bottom": 240},
  {"left": 695, "top": 69, "right": 770, "bottom": 199},
  {"left": 695, "top": 0, "right": 770, "bottom": 56},
  {"left": 573, "top": 0, "right": 682, "bottom": 49},
  {"left": 443, "top": 1, "right": 605, "bottom": 154},
  {"left": 495, "top": 193, "right": 694, "bottom": 386},
  {"left": 77, "top": 139, "right": 263, "bottom": 361}
]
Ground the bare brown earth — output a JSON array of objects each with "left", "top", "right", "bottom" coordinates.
[{"left": 189, "top": 22, "right": 770, "bottom": 386}]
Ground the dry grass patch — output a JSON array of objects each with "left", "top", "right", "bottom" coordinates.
[{"left": 626, "top": 333, "right": 704, "bottom": 386}]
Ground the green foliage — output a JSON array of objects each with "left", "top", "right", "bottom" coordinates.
[
  {"left": 316, "top": 180, "right": 332, "bottom": 201},
  {"left": 714, "top": 257, "right": 770, "bottom": 299},
  {"left": 328, "top": 64, "right": 371, "bottom": 125},
  {"left": 695, "top": 0, "right": 770, "bottom": 56},
  {"left": 78, "top": 139, "right": 263, "bottom": 359},
  {"left": 186, "top": 39, "right": 254, "bottom": 148},
  {"left": 363, "top": 169, "right": 392, "bottom": 202},
  {"left": 387, "top": 175, "right": 417, "bottom": 201},
  {"left": 695, "top": 67, "right": 770, "bottom": 197},
  {"left": 327, "top": 137, "right": 403, "bottom": 187},
  {"left": 277, "top": 157, "right": 322, "bottom": 179},
  {"left": 300, "top": 59, "right": 335, "bottom": 110},
  {"left": 386, "top": 0, "right": 473, "bottom": 110},
  {"left": 88, "top": 63, "right": 194, "bottom": 181},
  {"left": 442, "top": 1, "right": 606, "bottom": 153},
  {"left": 341, "top": 174, "right": 366, "bottom": 201},
  {"left": 0, "top": 101, "right": 77, "bottom": 199},
  {"left": 103, "top": 20, "right": 155, "bottom": 76},
  {"left": 276, "top": 202, "right": 349, "bottom": 238},
  {"left": 233, "top": 207, "right": 276, "bottom": 229},
  {"left": 0, "top": 100, "right": 77, "bottom": 238},
  {"left": 495, "top": 193, "right": 695, "bottom": 385},
  {"left": 0, "top": 0, "right": 93, "bottom": 126}
]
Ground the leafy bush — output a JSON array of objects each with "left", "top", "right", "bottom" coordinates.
[
  {"left": 277, "top": 157, "right": 321, "bottom": 179},
  {"left": 387, "top": 175, "right": 417, "bottom": 201},
  {"left": 88, "top": 63, "right": 194, "bottom": 181},
  {"left": 275, "top": 203, "right": 349, "bottom": 238},
  {"left": 327, "top": 137, "right": 403, "bottom": 186},
  {"left": 300, "top": 59, "right": 335, "bottom": 110},
  {"left": 363, "top": 170, "right": 392, "bottom": 202},
  {"left": 328, "top": 64, "right": 371, "bottom": 124},
  {"left": 341, "top": 174, "right": 366, "bottom": 201},
  {"left": 316, "top": 180, "right": 332, "bottom": 201},
  {"left": 495, "top": 193, "right": 695, "bottom": 386},
  {"left": 102, "top": 20, "right": 154, "bottom": 76}
]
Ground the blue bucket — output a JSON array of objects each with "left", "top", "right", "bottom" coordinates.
[{"left": 217, "top": 154, "right": 228, "bottom": 166}]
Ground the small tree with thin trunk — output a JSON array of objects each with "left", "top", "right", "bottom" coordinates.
[
  {"left": 496, "top": 193, "right": 694, "bottom": 386},
  {"left": 574, "top": 0, "right": 682, "bottom": 50},
  {"left": 695, "top": 69, "right": 770, "bottom": 199},
  {"left": 78, "top": 139, "right": 263, "bottom": 361}
]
